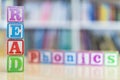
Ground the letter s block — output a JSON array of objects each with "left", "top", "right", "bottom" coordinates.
[
  {"left": 7, "top": 56, "right": 24, "bottom": 72},
  {"left": 104, "top": 51, "right": 118, "bottom": 66},
  {"left": 7, "top": 6, "right": 24, "bottom": 22},
  {"left": 7, "top": 39, "right": 24, "bottom": 56},
  {"left": 7, "top": 22, "right": 24, "bottom": 39}
]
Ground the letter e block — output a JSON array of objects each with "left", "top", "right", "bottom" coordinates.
[
  {"left": 7, "top": 22, "right": 24, "bottom": 39},
  {"left": 7, "top": 56, "right": 24, "bottom": 72},
  {"left": 28, "top": 50, "right": 40, "bottom": 63},
  {"left": 7, "top": 39, "right": 24, "bottom": 56},
  {"left": 104, "top": 51, "right": 118, "bottom": 66},
  {"left": 7, "top": 6, "right": 24, "bottom": 22}
]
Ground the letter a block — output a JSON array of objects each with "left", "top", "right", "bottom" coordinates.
[
  {"left": 7, "top": 39, "right": 24, "bottom": 56},
  {"left": 104, "top": 51, "right": 118, "bottom": 66},
  {"left": 7, "top": 22, "right": 24, "bottom": 39},
  {"left": 7, "top": 6, "right": 24, "bottom": 22},
  {"left": 7, "top": 56, "right": 24, "bottom": 72}
]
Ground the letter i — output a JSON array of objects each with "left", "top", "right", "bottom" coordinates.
[{"left": 7, "top": 6, "right": 24, "bottom": 72}]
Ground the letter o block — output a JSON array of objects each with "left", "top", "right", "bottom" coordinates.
[{"left": 52, "top": 51, "right": 64, "bottom": 64}]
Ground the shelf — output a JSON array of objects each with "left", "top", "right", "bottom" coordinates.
[{"left": 0, "top": 20, "right": 71, "bottom": 29}]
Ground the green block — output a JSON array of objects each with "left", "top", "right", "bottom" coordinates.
[
  {"left": 104, "top": 51, "right": 119, "bottom": 66},
  {"left": 7, "top": 56, "right": 24, "bottom": 72}
]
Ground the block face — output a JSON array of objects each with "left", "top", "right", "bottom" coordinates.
[
  {"left": 7, "top": 39, "right": 24, "bottom": 56},
  {"left": 52, "top": 51, "right": 64, "bottom": 64},
  {"left": 40, "top": 50, "right": 52, "bottom": 64},
  {"left": 7, "top": 22, "right": 24, "bottom": 39},
  {"left": 64, "top": 52, "right": 76, "bottom": 65},
  {"left": 28, "top": 50, "right": 40, "bottom": 63},
  {"left": 105, "top": 52, "right": 118, "bottom": 66},
  {"left": 7, "top": 56, "right": 24, "bottom": 72},
  {"left": 7, "top": 6, "right": 24, "bottom": 22},
  {"left": 77, "top": 52, "right": 90, "bottom": 65},
  {"left": 91, "top": 52, "right": 104, "bottom": 66}
]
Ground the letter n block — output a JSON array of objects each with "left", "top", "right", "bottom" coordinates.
[
  {"left": 7, "top": 39, "right": 24, "bottom": 56},
  {"left": 7, "top": 22, "right": 24, "bottom": 39},
  {"left": 52, "top": 51, "right": 64, "bottom": 64},
  {"left": 7, "top": 6, "right": 24, "bottom": 22},
  {"left": 28, "top": 50, "right": 40, "bottom": 63},
  {"left": 91, "top": 52, "right": 104, "bottom": 66},
  {"left": 64, "top": 52, "right": 76, "bottom": 65},
  {"left": 7, "top": 56, "right": 24, "bottom": 72},
  {"left": 104, "top": 51, "right": 118, "bottom": 66}
]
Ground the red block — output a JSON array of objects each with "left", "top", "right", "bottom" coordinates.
[
  {"left": 7, "top": 39, "right": 24, "bottom": 56},
  {"left": 28, "top": 50, "right": 40, "bottom": 63}
]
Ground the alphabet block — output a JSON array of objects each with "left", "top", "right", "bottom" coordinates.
[
  {"left": 104, "top": 51, "right": 118, "bottom": 66},
  {"left": 7, "top": 56, "right": 24, "bottom": 72},
  {"left": 28, "top": 50, "right": 40, "bottom": 63},
  {"left": 77, "top": 52, "right": 90, "bottom": 65},
  {"left": 7, "top": 22, "right": 24, "bottom": 39},
  {"left": 64, "top": 52, "right": 76, "bottom": 65},
  {"left": 40, "top": 50, "right": 52, "bottom": 64},
  {"left": 7, "top": 6, "right": 24, "bottom": 22},
  {"left": 52, "top": 51, "right": 64, "bottom": 64},
  {"left": 7, "top": 39, "right": 24, "bottom": 56},
  {"left": 91, "top": 52, "right": 104, "bottom": 66}
]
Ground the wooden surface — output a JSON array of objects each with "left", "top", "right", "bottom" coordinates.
[{"left": 0, "top": 57, "right": 120, "bottom": 80}]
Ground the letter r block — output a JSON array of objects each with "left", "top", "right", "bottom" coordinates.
[
  {"left": 7, "top": 56, "right": 24, "bottom": 72},
  {"left": 7, "top": 22, "right": 24, "bottom": 39},
  {"left": 7, "top": 6, "right": 24, "bottom": 22},
  {"left": 7, "top": 39, "right": 24, "bottom": 56}
]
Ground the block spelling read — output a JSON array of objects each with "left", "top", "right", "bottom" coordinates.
[{"left": 7, "top": 6, "right": 24, "bottom": 72}]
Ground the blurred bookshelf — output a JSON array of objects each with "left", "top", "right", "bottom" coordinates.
[{"left": 0, "top": 0, "right": 120, "bottom": 56}]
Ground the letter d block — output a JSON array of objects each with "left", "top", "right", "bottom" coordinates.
[
  {"left": 104, "top": 51, "right": 119, "bottom": 66},
  {"left": 7, "top": 22, "right": 24, "bottom": 39},
  {"left": 7, "top": 6, "right": 24, "bottom": 22},
  {"left": 7, "top": 39, "right": 24, "bottom": 56},
  {"left": 7, "top": 56, "right": 24, "bottom": 72}
]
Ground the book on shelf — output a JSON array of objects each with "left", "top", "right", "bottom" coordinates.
[{"left": 80, "top": 30, "right": 118, "bottom": 51}]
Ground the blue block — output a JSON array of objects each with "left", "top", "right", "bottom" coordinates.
[{"left": 7, "top": 22, "right": 24, "bottom": 39}]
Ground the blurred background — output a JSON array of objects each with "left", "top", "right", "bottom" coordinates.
[{"left": 0, "top": 0, "right": 120, "bottom": 57}]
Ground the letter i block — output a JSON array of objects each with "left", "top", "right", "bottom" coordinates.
[
  {"left": 52, "top": 51, "right": 64, "bottom": 64},
  {"left": 7, "top": 39, "right": 24, "bottom": 56},
  {"left": 7, "top": 22, "right": 24, "bottom": 39},
  {"left": 91, "top": 52, "right": 104, "bottom": 66},
  {"left": 7, "top": 56, "right": 24, "bottom": 72},
  {"left": 104, "top": 51, "right": 119, "bottom": 66},
  {"left": 7, "top": 6, "right": 24, "bottom": 22},
  {"left": 28, "top": 50, "right": 40, "bottom": 63}
]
